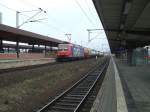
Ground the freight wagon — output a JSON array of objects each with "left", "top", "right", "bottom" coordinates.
[{"left": 57, "top": 43, "right": 98, "bottom": 61}]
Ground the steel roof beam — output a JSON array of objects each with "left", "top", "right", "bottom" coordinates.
[
  {"left": 126, "top": 0, "right": 150, "bottom": 29},
  {"left": 105, "top": 28, "right": 150, "bottom": 36},
  {"left": 0, "top": 24, "right": 64, "bottom": 47},
  {"left": 119, "top": 0, "right": 132, "bottom": 30}
]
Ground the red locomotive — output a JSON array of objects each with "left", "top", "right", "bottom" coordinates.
[{"left": 57, "top": 43, "right": 98, "bottom": 61}]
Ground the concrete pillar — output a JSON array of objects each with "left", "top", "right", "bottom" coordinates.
[
  {"left": 0, "top": 39, "right": 4, "bottom": 53},
  {"left": 32, "top": 44, "right": 35, "bottom": 52},
  {"left": 25, "top": 49, "right": 28, "bottom": 53},
  {"left": 45, "top": 45, "right": 47, "bottom": 57},
  {"left": 16, "top": 41, "right": 19, "bottom": 58},
  {"left": 127, "top": 49, "right": 133, "bottom": 66}
]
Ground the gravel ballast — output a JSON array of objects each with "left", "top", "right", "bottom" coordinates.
[{"left": 0, "top": 58, "right": 104, "bottom": 112}]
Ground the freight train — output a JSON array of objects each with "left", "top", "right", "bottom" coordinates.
[{"left": 57, "top": 43, "right": 98, "bottom": 61}]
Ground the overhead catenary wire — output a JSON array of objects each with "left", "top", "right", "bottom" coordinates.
[
  {"left": 16, "top": 14, "right": 66, "bottom": 35},
  {"left": 0, "top": 1, "right": 103, "bottom": 45},
  {"left": 18, "top": 0, "right": 40, "bottom": 9},
  {"left": 84, "top": 0, "right": 98, "bottom": 25},
  {"left": 74, "top": 0, "right": 95, "bottom": 26},
  {"left": 0, "top": 2, "right": 16, "bottom": 12},
  {"left": 18, "top": 0, "right": 107, "bottom": 50},
  {"left": 17, "top": 0, "right": 69, "bottom": 33},
  {"left": 19, "top": 9, "right": 41, "bottom": 13},
  {"left": 84, "top": 0, "right": 94, "bottom": 17},
  {"left": 0, "top": 2, "right": 66, "bottom": 41},
  {"left": 37, "top": 21, "right": 66, "bottom": 34},
  {"left": 38, "top": 22, "right": 67, "bottom": 40},
  {"left": 0, "top": 2, "right": 32, "bottom": 20},
  {"left": 0, "top": 2, "right": 66, "bottom": 33},
  {"left": 89, "top": 32, "right": 106, "bottom": 42},
  {"left": 18, "top": 0, "right": 65, "bottom": 26},
  {"left": 0, "top": 2, "right": 41, "bottom": 18}
]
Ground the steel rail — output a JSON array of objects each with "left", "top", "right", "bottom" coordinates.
[
  {"left": 74, "top": 61, "right": 108, "bottom": 112},
  {"left": 37, "top": 59, "right": 109, "bottom": 112}
]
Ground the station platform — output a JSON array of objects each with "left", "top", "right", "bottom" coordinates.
[
  {"left": 90, "top": 57, "right": 150, "bottom": 112},
  {"left": 90, "top": 57, "right": 127, "bottom": 112},
  {"left": 116, "top": 59, "right": 150, "bottom": 112},
  {"left": 0, "top": 58, "right": 55, "bottom": 69}
]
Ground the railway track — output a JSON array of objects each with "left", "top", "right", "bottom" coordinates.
[
  {"left": 37, "top": 58, "right": 109, "bottom": 112},
  {"left": 0, "top": 58, "right": 95, "bottom": 74}
]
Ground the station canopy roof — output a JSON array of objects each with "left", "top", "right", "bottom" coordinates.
[
  {"left": 3, "top": 43, "right": 51, "bottom": 50},
  {"left": 93, "top": 0, "right": 150, "bottom": 52},
  {"left": 0, "top": 24, "right": 65, "bottom": 47}
]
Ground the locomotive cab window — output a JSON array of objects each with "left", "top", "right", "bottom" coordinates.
[{"left": 58, "top": 44, "right": 68, "bottom": 51}]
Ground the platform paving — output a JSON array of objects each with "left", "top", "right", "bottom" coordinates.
[
  {"left": 0, "top": 58, "right": 55, "bottom": 69},
  {"left": 90, "top": 57, "right": 128, "bottom": 112},
  {"left": 116, "top": 59, "right": 150, "bottom": 112},
  {"left": 90, "top": 58, "right": 117, "bottom": 112}
]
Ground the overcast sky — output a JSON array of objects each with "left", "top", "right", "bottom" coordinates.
[{"left": 0, "top": 0, "right": 110, "bottom": 51}]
